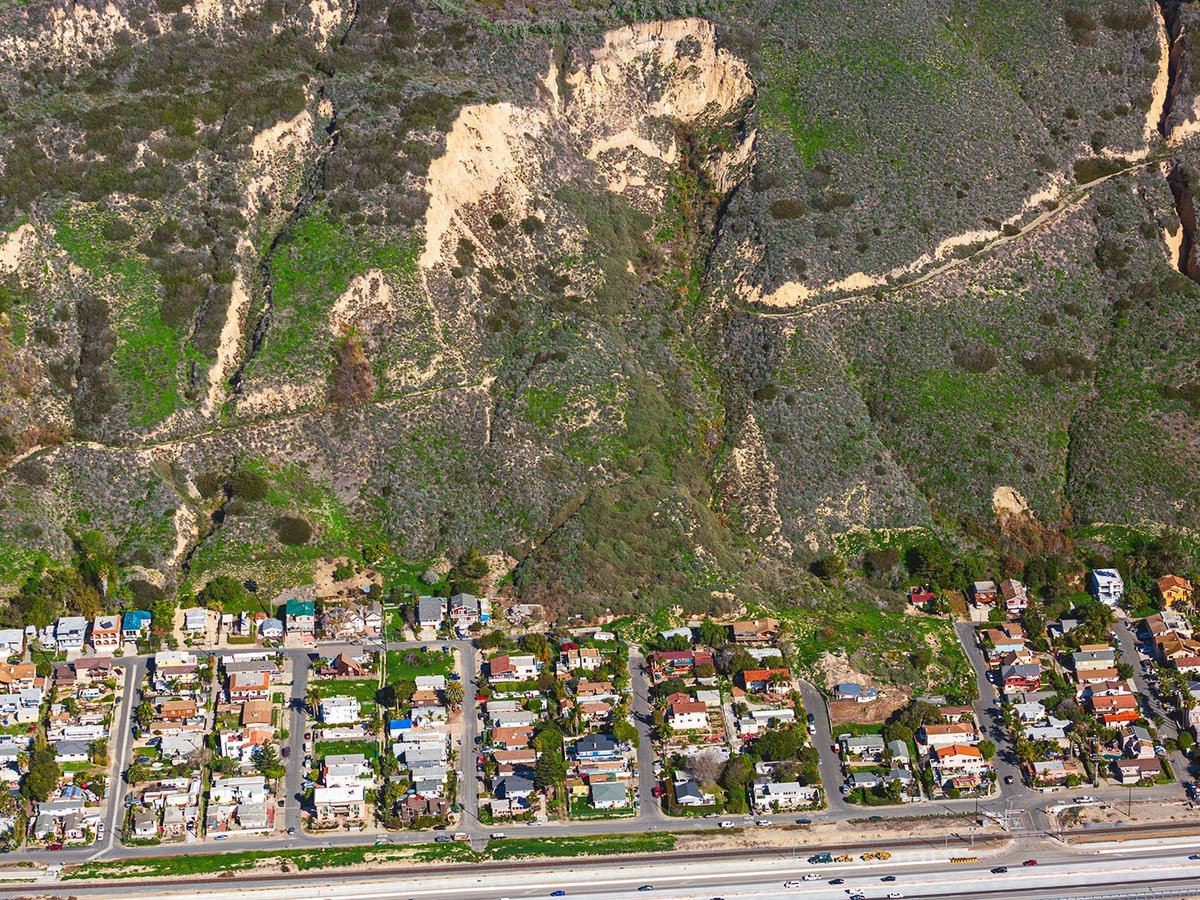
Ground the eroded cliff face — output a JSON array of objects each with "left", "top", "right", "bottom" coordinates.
[
  {"left": 0, "top": 0, "right": 344, "bottom": 69},
  {"left": 420, "top": 18, "right": 754, "bottom": 277}
]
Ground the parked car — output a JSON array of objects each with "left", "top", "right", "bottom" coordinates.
[
  {"left": 1074, "top": 796, "right": 1098, "bottom": 804},
  {"left": 214, "top": 835, "right": 229, "bottom": 841},
  {"left": 435, "top": 835, "right": 453, "bottom": 843},
  {"left": 755, "top": 820, "right": 772, "bottom": 827},
  {"left": 652, "top": 785, "right": 663, "bottom": 798},
  {"left": 47, "top": 843, "right": 63, "bottom": 851},
  {"left": 718, "top": 821, "right": 735, "bottom": 829},
  {"left": 795, "top": 818, "right": 812, "bottom": 825}
]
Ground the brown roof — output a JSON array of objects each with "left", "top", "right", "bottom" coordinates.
[{"left": 241, "top": 699, "right": 273, "bottom": 727}]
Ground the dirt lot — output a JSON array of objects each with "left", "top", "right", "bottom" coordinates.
[
  {"left": 1053, "top": 797, "right": 1199, "bottom": 829},
  {"left": 674, "top": 814, "right": 1007, "bottom": 854},
  {"left": 817, "top": 653, "right": 911, "bottom": 726}
]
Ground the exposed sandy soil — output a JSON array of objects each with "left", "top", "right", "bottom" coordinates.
[
  {"left": 817, "top": 652, "right": 911, "bottom": 726},
  {"left": 1055, "top": 798, "right": 1197, "bottom": 828},
  {"left": 674, "top": 815, "right": 1007, "bottom": 853}
]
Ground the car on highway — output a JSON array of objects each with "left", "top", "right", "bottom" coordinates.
[
  {"left": 637, "top": 886, "right": 654, "bottom": 892},
  {"left": 802, "top": 873, "right": 820, "bottom": 881},
  {"left": 829, "top": 879, "right": 845, "bottom": 885},
  {"left": 795, "top": 818, "right": 812, "bottom": 825},
  {"left": 1074, "top": 795, "right": 1098, "bottom": 804},
  {"left": 755, "top": 820, "right": 771, "bottom": 827},
  {"left": 783, "top": 881, "right": 802, "bottom": 888},
  {"left": 287, "top": 827, "right": 295, "bottom": 835},
  {"left": 551, "top": 892, "right": 566, "bottom": 897},
  {"left": 991, "top": 866, "right": 1008, "bottom": 874},
  {"left": 490, "top": 832, "right": 506, "bottom": 839},
  {"left": 1189, "top": 854, "right": 1200, "bottom": 861},
  {"left": 881, "top": 875, "right": 897, "bottom": 882},
  {"left": 1023, "top": 859, "right": 1038, "bottom": 866},
  {"left": 886, "top": 893, "right": 903, "bottom": 899},
  {"left": 718, "top": 820, "right": 735, "bottom": 828}
]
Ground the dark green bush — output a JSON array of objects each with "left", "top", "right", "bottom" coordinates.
[{"left": 274, "top": 516, "right": 313, "bottom": 546}]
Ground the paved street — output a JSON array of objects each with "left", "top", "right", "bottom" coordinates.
[
  {"left": 283, "top": 649, "right": 312, "bottom": 835},
  {"left": 627, "top": 648, "right": 665, "bottom": 822},
  {"left": 1112, "top": 617, "right": 1193, "bottom": 783},
  {"left": 954, "top": 621, "right": 1025, "bottom": 795},
  {"left": 796, "top": 678, "right": 851, "bottom": 814}
]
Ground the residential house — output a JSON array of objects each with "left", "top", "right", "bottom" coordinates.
[
  {"left": 416, "top": 596, "right": 445, "bottom": 630},
  {"left": 1088, "top": 569, "right": 1125, "bottom": 606},
  {"left": 1028, "top": 758, "right": 1082, "bottom": 786},
  {"left": 666, "top": 694, "right": 708, "bottom": 731},
  {"left": 492, "top": 726, "right": 535, "bottom": 750},
  {"left": 1090, "top": 693, "right": 1140, "bottom": 726},
  {"left": 572, "top": 734, "right": 619, "bottom": 759},
  {"left": 183, "top": 609, "right": 207, "bottom": 634},
  {"left": 55, "top": 617, "right": 87, "bottom": 652},
  {"left": 314, "top": 784, "right": 366, "bottom": 822},
  {"left": 319, "top": 696, "right": 361, "bottom": 725},
  {"left": 258, "top": 618, "right": 284, "bottom": 640},
  {"left": 1115, "top": 756, "right": 1163, "bottom": 784},
  {"left": 488, "top": 655, "right": 539, "bottom": 682},
  {"left": 559, "top": 644, "right": 602, "bottom": 672},
  {"left": 589, "top": 780, "right": 628, "bottom": 810},
  {"left": 1157, "top": 574, "right": 1193, "bottom": 608},
  {"left": 1025, "top": 718, "right": 1071, "bottom": 747},
  {"left": 121, "top": 611, "right": 152, "bottom": 644},
  {"left": 673, "top": 776, "right": 713, "bottom": 807},
  {"left": 981, "top": 623, "right": 1027, "bottom": 661},
  {"left": 748, "top": 782, "right": 816, "bottom": 811},
  {"left": 399, "top": 794, "right": 449, "bottom": 825},
  {"left": 833, "top": 682, "right": 878, "bottom": 703},
  {"left": 322, "top": 754, "right": 370, "bottom": 788},
  {"left": 229, "top": 670, "right": 271, "bottom": 703},
  {"left": 1001, "top": 663, "right": 1043, "bottom": 693},
  {"left": 908, "top": 586, "right": 937, "bottom": 609},
  {"left": 329, "top": 653, "right": 366, "bottom": 678},
  {"left": 1072, "top": 648, "right": 1117, "bottom": 672},
  {"left": 159, "top": 699, "right": 197, "bottom": 722},
  {"left": 284, "top": 599, "right": 315, "bottom": 635},
  {"left": 240, "top": 699, "right": 273, "bottom": 728},
  {"left": 999, "top": 579, "right": 1029, "bottom": 613},
  {"left": 919, "top": 723, "right": 980, "bottom": 750},
  {"left": 969, "top": 580, "right": 999, "bottom": 605},
  {"left": 1075, "top": 667, "right": 1121, "bottom": 686},
  {"left": 450, "top": 593, "right": 489, "bottom": 631},
  {"left": 320, "top": 601, "right": 384, "bottom": 640},
  {"left": 841, "top": 733, "right": 885, "bottom": 762},
  {"left": 209, "top": 776, "right": 268, "bottom": 805},
  {"left": 738, "top": 668, "right": 791, "bottom": 694},
  {"left": 495, "top": 775, "right": 535, "bottom": 801},
  {"left": 731, "top": 618, "right": 780, "bottom": 644},
  {"left": 933, "top": 744, "right": 988, "bottom": 776},
  {"left": 0, "top": 630, "right": 24, "bottom": 656}
]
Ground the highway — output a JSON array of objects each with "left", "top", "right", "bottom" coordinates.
[{"left": 24, "top": 835, "right": 1200, "bottom": 899}]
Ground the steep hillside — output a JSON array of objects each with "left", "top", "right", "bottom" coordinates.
[{"left": 0, "top": 0, "right": 1196, "bottom": 613}]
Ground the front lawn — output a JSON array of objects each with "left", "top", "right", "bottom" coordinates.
[{"left": 386, "top": 648, "right": 455, "bottom": 683}]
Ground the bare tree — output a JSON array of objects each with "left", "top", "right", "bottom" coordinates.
[{"left": 687, "top": 749, "right": 727, "bottom": 786}]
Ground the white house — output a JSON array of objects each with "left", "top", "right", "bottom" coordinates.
[
  {"left": 210, "top": 776, "right": 268, "bottom": 805},
  {"left": 0, "top": 630, "right": 25, "bottom": 656},
  {"left": 319, "top": 696, "right": 361, "bottom": 725},
  {"left": 753, "top": 781, "right": 820, "bottom": 811},
  {"left": 323, "top": 753, "right": 371, "bottom": 787},
  {"left": 1089, "top": 569, "right": 1125, "bottom": 606},
  {"left": 55, "top": 617, "right": 87, "bottom": 652},
  {"left": 667, "top": 695, "right": 708, "bottom": 731}
]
